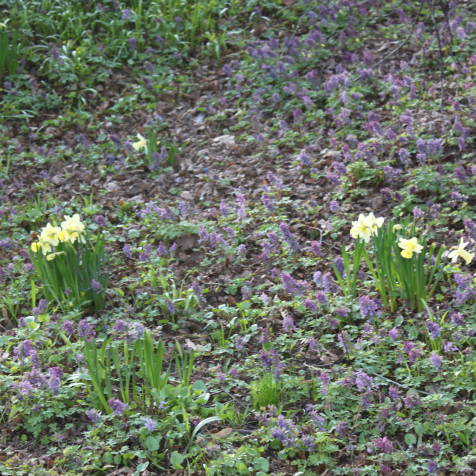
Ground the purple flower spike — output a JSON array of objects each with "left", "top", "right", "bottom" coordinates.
[
  {"left": 86, "top": 409, "right": 101, "bottom": 423},
  {"left": 144, "top": 417, "right": 157, "bottom": 432},
  {"left": 108, "top": 399, "right": 128, "bottom": 415},
  {"left": 373, "top": 436, "right": 394, "bottom": 453},
  {"left": 429, "top": 352, "right": 442, "bottom": 371}
]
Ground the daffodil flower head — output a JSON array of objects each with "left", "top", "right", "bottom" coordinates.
[
  {"left": 365, "top": 212, "right": 385, "bottom": 233},
  {"left": 350, "top": 212, "right": 385, "bottom": 243},
  {"left": 448, "top": 238, "right": 474, "bottom": 265},
  {"left": 398, "top": 237, "right": 423, "bottom": 259},
  {"left": 132, "top": 133, "right": 147, "bottom": 152},
  {"left": 61, "top": 214, "right": 85, "bottom": 243},
  {"left": 39, "top": 223, "right": 62, "bottom": 247}
]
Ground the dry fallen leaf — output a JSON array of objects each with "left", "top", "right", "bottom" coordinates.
[{"left": 211, "top": 427, "right": 233, "bottom": 439}]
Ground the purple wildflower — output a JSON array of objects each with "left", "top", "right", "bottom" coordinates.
[
  {"left": 403, "top": 393, "right": 421, "bottom": 409},
  {"left": 355, "top": 370, "right": 373, "bottom": 392},
  {"left": 304, "top": 299, "right": 317, "bottom": 311},
  {"left": 404, "top": 341, "right": 420, "bottom": 362},
  {"left": 309, "top": 241, "right": 322, "bottom": 256},
  {"left": 426, "top": 321, "right": 441, "bottom": 340},
  {"left": 388, "top": 327, "right": 399, "bottom": 340},
  {"left": 373, "top": 436, "right": 394, "bottom": 453},
  {"left": 32, "top": 299, "right": 47, "bottom": 315},
  {"left": 280, "top": 272, "right": 303, "bottom": 296},
  {"left": 108, "top": 399, "right": 128, "bottom": 415},
  {"left": 427, "top": 460, "right": 438, "bottom": 474},
  {"left": 62, "top": 320, "right": 75, "bottom": 337},
  {"left": 336, "top": 421, "right": 348, "bottom": 439},
  {"left": 144, "top": 417, "right": 157, "bottom": 432},
  {"left": 86, "top": 409, "right": 101, "bottom": 423},
  {"left": 78, "top": 319, "right": 96, "bottom": 341},
  {"left": 282, "top": 313, "right": 296, "bottom": 333},
  {"left": 90, "top": 279, "right": 102, "bottom": 291},
  {"left": 315, "top": 291, "right": 327, "bottom": 304},
  {"left": 301, "top": 435, "right": 315, "bottom": 452},
  {"left": 279, "top": 222, "right": 301, "bottom": 253},
  {"left": 334, "top": 257, "right": 345, "bottom": 276},
  {"left": 388, "top": 385, "right": 400, "bottom": 400},
  {"left": 123, "top": 244, "right": 132, "bottom": 259},
  {"left": 429, "top": 352, "right": 442, "bottom": 371},
  {"left": 47, "top": 367, "right": 62, "bottom": 392},
  {"left": 449, "top": 312, "right": 464, "bottom": 326},
  {"left": 113, "top": 319, "right": 129, "bottom": 334},
  {"left": 359, "top": 296, "right": 380, "bottom": 319}
]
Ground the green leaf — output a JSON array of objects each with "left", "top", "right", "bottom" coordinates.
[
  {"left": 170, "top": 451, "right": 185, "bottom": 469},
  {"left": 254, "top": 457, "right": 269, "bottom": 472},
  {"left": 394, "top": 316, "right": 404, "bottom": 326},
  {"left": 136, "top": 461, "right": 149, "bottom": 472},
  {"left": 404, "top": 433, "right": 417, "bottom": 446},
  {"left": 145, "top": 435, "right": 161, "bottom": 452}
]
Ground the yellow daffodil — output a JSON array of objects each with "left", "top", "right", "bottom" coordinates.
[
  {"left": 132, "top": 133, "right": 147, "bottom": 152},
  {"left": 392, "top": 224, "right": 402, "bottom": 232},
  {"left": 39, "top": 223, "right": 62, "bottom": 247},
  {"left": 350, "top": 212, "right": 384, "bottom": 243},
  {"left": 31, "top": 241, "right": 42, "bottom": 253},
  {"left": 448, "top": 239, "right": 474, "bottom": 265},
  {"left": 61, "top": 214, "right": 85, "bottom": 243},
  {"left": 398, "top": 237, "right": 423, "bottom": 259},
  {"left": 31, "top": 240, "right": 52, "bottom": 254}
]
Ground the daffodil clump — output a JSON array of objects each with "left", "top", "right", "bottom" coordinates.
[
  {"left": 342, "top": 212, "right": 473, "bottom": 311},
  {"left": 29, "top": 214, "right": 106, "bottom": 311},
  {"left": 31, "top": 214, "right": 85, "bottom": 259}
]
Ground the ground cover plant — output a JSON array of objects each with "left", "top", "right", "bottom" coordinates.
[{"left": 0, "top": 0, "right": 475, "bottom": 474}]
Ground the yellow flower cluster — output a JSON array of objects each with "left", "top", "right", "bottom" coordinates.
[
  {"left": 31, "top": 214, "right": 85, "bottom": 259},
  {"left": 350, "top": 213, "right": 474, "bottom": 264},
  {"left": 398, "top": 237, "right": 423, "bottom": 259},
  {"left": 350, "top": 213, "right": 385, "bottom": 243}
]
